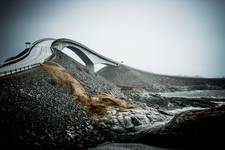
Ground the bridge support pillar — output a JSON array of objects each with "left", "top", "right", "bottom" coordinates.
[{"left": 86, "top": 64, "right": 94, "bottom": 73}]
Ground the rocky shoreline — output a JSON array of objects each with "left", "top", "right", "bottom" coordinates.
[{"left": 1, "top": 50, "right": 225, "bottom": 149}]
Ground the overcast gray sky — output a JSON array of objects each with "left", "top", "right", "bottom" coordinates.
[{"left": 0, "top": 0, "right": 225, "bottom": 77}]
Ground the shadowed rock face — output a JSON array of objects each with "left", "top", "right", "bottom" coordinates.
[{"left": 135, "top": 105, "right": 225, "bottom": 149}]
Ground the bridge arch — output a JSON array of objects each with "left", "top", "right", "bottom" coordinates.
[
  {"left": 51, "top": 38, "right": 119, "bottom": 73},
  {"left": 62, "top": 47, "right": 85, "bottom": 66},
  {"left": 64, "top": 46, "right": 94, "bottom": 72}
]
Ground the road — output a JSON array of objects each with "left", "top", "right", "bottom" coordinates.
[{"left": 0, "top": 39, "right": 54, "bottom": 76}]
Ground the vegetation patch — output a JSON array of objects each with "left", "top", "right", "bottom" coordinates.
[{"left": 42, "top": 64, "right": 141, "bottom": 119}]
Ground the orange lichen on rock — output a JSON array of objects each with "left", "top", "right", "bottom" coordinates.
[{"left": 42, "top": 64, "right": 141, "bottom": 119}]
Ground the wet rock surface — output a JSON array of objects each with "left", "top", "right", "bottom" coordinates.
[
  {"left": 95, "top": 106, "right": 172, "bottom": 134},
  {"left": 136, "top": 105, "right": 225, "bottom": 149},
  {"left": 89, "top": 142, "right": 171, "bottom": 150}
]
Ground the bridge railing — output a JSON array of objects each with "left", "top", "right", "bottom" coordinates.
[{"left": 0, "top": 63, "right": 41, "bottom": 77}]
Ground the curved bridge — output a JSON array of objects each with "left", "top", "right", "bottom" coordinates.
[
  {"left": 52, "top": 38, "right": 119, "bottom": 72},
  {"left": 0, "top": 38, "right": 119, "bottom": 77}
]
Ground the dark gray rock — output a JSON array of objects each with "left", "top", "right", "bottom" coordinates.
[{"left": 0, "top": 66, "right": 103, "bottom": 149}]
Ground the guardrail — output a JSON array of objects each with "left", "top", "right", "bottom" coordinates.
[{"left": 0, "top": 63, "right": 41, "bottom": 77}]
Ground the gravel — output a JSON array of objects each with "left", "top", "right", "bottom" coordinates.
[
  {"left": 0, "top": 66, "right": 103, "bottom": 149},
  {"left": 51, "top": 50, "right": 125, "bottom": 98}
]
